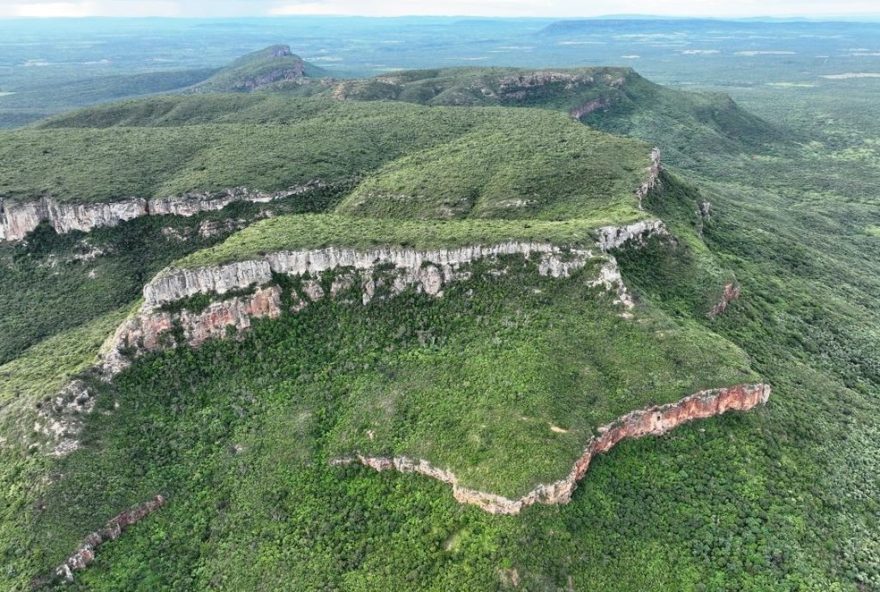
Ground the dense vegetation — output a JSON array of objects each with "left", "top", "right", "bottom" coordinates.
[
  {"left": 1, "top": 26, "right": 880, "bottom": 592},
  {"left": 330, "top": 66, "right": 782, "bottom": 168},
  {"left": 2, "top": 98, "right": 648, "bottom": 205}
]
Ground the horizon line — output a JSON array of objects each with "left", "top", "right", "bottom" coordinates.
[{"left": 1, "top": 13, "right": 880, "bottom": 21}]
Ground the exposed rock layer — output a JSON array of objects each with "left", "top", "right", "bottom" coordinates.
[
  {"left": 0, "top": 183, "right": 323, "bottom": 242},
  {"left": 334, "top": 383, "right": 770, "bottom": 515},
  {"left": 44, "top": 222, "right": 667, "bottom": 455},
  {"left": 708, "top": 282, "right": 742, "bottom": 318},
  {"left": 144, "top": 242, "right": 603, "bottom": 306},
  {"left": 55, "top": 495, "right": 166, "bottom": 582}
]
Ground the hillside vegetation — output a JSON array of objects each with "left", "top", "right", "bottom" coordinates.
[
  {"left": 3, "top": 97, "right": 648, "bottom": 205},
  {"left": 327, "top": 65, "right": 784, "bottom": 167},
  {"left": 1, "top": 41, "right": 879, "bottom": 592}
]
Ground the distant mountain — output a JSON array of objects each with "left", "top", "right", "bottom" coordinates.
[{"left": 191, "top": 45, "right": 331, "bottom": 93}]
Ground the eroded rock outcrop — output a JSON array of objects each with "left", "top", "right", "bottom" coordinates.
[
  {"left": 636, "top": 147, "right": 662, "bottom": 209},
  {"left": 333, "top": 383, "right": 770, "bottom": 515},
  {"left": 569, "top": 97, "right": 610, "bottom": 119},
  {"left": 101, "top": 286, "right": 282, "bottom": 376},
  {"left": 54, "top": 495, "right": 166, "bottom": 582},
  {"left": 708, "top": 282, "right": 741, "bottom": 318},
  {"left": 0, "top": 182, "right": 324, "bottom": 242},
  {"left": 144, "top": 242, "right": 601, "bottom": 307},
  {"left": 596, "top": 218, "right": 668, "bottom": 252},
  {"left": 33, "top": 380, "right": 96, "bottom": 457}
]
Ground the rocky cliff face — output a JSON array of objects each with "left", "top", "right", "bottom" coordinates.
[
  {"left": 144, "top": 242, "right": 601, "bottom": 306},
  {"left": 596, "top": 218, "right": 668, "bottom": 252},
  {"left": 111, "top": 243, "right": 608, "bottom": 374},
  {"left": 41, "top": 223, "right": 666, "bottom": 456},
  {"left": 334, "top": 383, "right": 771, "bottom": 515},
  {"left": 0, "top": 183, "right": 324, "bottom": 242},
  {"left": 54, "top": 495, "right": 166, "bottom": 582},
  {"left": 636, "top": 147, "right": 662, "bottom": 209},
  {"left": 100, "top": 286, "right": 282, "bottom": 377}
]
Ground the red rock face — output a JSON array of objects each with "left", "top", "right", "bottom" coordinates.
[
  {"left": 55, "top": 495, "right": 166, "bottom": 581},
  {"left": 180, "top": 285, "right": 282, "bottom": 347},
  {"left": 708, "top": 282, "right": 742, "bottom": 318},
  {"left": 338, "top": 383, "right": 770, "bottom": 515}
]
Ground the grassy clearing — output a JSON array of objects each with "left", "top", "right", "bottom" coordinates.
[{"left": 0, "top": 306, "right": 131, "bottom": 408}]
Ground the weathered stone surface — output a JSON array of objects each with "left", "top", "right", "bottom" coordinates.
[
  {"left": 144, "top": 260, "right": 273, "bottom": 306},
  {"left": 147, "top": 242, "right": 599, "bottom": 307},
  {"left": 708, "top": 282, "right": 741, "bottom": 318},
  {"left": 100, "top": 286, "right": 282, "bottom": 376},
  {"left": 335, "top": 383, "right": 770, "bottom": 515},
  {"left": 0, "top": 183, "right": 325, "bottom": 243},
  {"left": 33, "top": 380, "right": 96, "bottom": 457},
  {"left": 636, "top": 147, "right": 662, "bottom": 208},
  {"left": 596, "top": 219, "right": 668, "bottom": 252},
  {"left": 55, "top": 495, "right": 166, "bottom": 582}
]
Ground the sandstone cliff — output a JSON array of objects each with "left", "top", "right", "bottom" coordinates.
[
  {"left": 54, "top": 495, "right": 166, "bottom": 582},
  {"left": 333, "top": 383, "right": 771, "bottom": 515},
  {"left": 0, "top": 183, "right": 324, "bottom": 242},
  {"left": 38, "top": 221, "right": 669, "bottom": 456}
]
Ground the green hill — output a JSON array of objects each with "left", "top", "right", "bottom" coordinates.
[
  {"left": 328, "top": 66, "right": 784, "bottom": 167},
  {"left": 7, "top": 96, "right": 648, "bottom": 209},
  {"left": 3, "top": 41, "right": 879, "bottom": 592},
  {"left": 190, "top": 45, "right": 330, "bottom": 93}
]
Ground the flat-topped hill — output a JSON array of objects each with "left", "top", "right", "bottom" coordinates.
[
  {"left": 2, "top": 96, "right": 651, "bottom": 212},
  {"left": 325, "top": 65, "right": 782, "bottom": 166}
]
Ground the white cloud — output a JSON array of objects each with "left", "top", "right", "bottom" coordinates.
[
  {"left": 3, "top": 1, "right": 182, "bottom": 17},
  {"left": 0, "top": 0, "right": 878, "bottom": 18}
]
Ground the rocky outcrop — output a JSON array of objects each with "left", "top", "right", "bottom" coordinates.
[
  {"left": 55, "top": 495, "right": 166, "bottom": 582},
  {"left": 145, "top": 242, "right": 601, "bottom": 307},
  {"left": 0, "top": 182, "right": 324, "bottom": 242},
  {"left": 34, "top": 380, "right": 96, "bottom": 457},
  {"left": 101, "top": 286, "right": 282, "bottom": 376},
  {"left": 596, "top": 218, "right": 668, "bottom": 252},
  {"left": 333, "top": 383, "right": 770, "bottom": 515},
  {"left": 569, "top": 97, "right": 610, "bottom": 119},
  {"left": 708, "top": 282, "right": 741, "bottom": 318},
  {"left": 636, "top": 147, "right": 662, "bottom": 209}
]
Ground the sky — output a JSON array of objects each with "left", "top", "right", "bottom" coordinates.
[{"left": 0, "top": 0, "right": 878, "bottom": 19}]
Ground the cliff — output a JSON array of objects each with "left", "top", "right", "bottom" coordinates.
[
  {"left": 334, "top": 383, "right": 771, "bottom": 515},
  {"left": 37, "top": 221, "right": 668, "bottom": 456},
  {"left": 107, "top": 242, "right": 616, "bottom": 377},
  {"left": 0, "top": 182, "right": 324, "bottom": 242},
  {"left": 54, "top": 495, "right": 166, "bottom": 582}
]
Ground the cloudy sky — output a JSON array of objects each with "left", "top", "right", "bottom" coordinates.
[{"left": 1, "top": 0, "right": 878, "bottom": 18}]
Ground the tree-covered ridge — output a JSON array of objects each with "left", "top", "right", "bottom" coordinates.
[
  {"left": 1, "top": 97, "right": 650, "bottom": 205},
  {"left": 324, "top": 65, "right": 785, "bottom": 167}
]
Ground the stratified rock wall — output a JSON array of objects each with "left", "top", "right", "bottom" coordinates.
[
  {"left": 0, "top": 183, "right": 324, "bottom": 242},
  {"left": 55, "top": 495, "right": 166, "bottom": 582}
]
